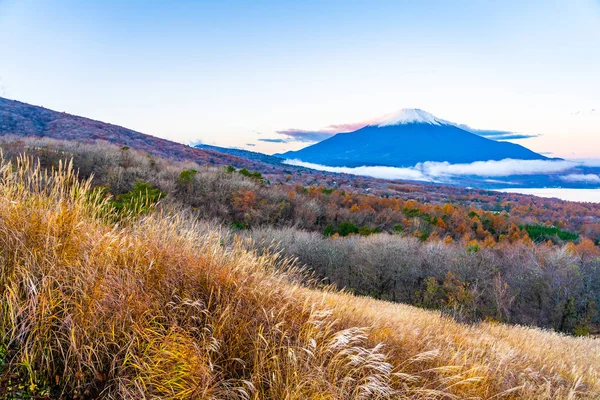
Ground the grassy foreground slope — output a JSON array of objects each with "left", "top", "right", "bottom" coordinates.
[{"left": 0, "top": 157, "right": 598, "bottom": 399}]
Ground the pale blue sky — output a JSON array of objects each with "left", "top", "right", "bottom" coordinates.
[{"left": 0, "top": 0, "right": 598, "bottom": 157}]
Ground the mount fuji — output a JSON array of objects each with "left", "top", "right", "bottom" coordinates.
[{"left": 278, "top": 109, "right": 548, "bottom": 167}]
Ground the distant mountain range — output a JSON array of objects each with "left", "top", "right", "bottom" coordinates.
[
  {"left": 195, "top": 143, "right": 284, "bottom": 165},
  {"left": 279, "top": 109, "right": 548, "bottom": 167}
]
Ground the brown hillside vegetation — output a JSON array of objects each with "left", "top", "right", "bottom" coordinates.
[
  {"left": 0, "top": 156, "right": 599, "bottom": 399},
  {"left": 1, "top": 137, "right": 600, "bottom": 335}
]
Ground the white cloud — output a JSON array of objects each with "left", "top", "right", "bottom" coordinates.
[
  {"left": 560, "top": 173, "right": 600, "bottom": 183},
  {"left": 284, "top": 158, "right": 579, "bottom": 182},
  {"left": 418, "top": 159, "right": 578, "bottom": 177},
  {"left": 284, "top": 159, "right": 433, "bottom": 181},
  {"left": 572, "top": 158, "right": 600, "bottom": 167}
]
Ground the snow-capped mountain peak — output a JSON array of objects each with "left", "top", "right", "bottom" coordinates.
[
  {"left": 280, "top": 106, "right": 547, "bottom": 168},
  {"left": 375, "top": 108, "right": 445, "bottom": 127}
]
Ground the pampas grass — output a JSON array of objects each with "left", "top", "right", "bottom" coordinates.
[{"left": 0, "top": 155, "right": 598, "bottom": 399}]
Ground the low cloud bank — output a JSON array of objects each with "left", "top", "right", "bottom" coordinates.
[
  {"left": 284, "top": 158, "right": 579, "bottom": 182},
  {"left": 575, "top": 159, "right": 600, "bottom": 167},
  {"left": 560, "top": 174, "right": 600, "bottom": 183},
  {"left": 422, "top": 159, "right": 577, "bottom": 177},
  {"left": 283, "top": 160, "right": 432, "bottom": 181}
]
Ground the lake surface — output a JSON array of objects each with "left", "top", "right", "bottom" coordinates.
[{"left": 496, "top": 188, "right": 600, "bottom": 203}]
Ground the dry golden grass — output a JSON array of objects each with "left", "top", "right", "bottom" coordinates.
[
  {"left": 313, "top": 292, "right": 600, "bottom": 399},
  {"left": 0, "top": 156, "right": 598, "bottom": 399}
]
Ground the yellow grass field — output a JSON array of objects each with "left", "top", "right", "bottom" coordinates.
[{"left": 1, "top": 156, "right": 598, "bottom": 399}]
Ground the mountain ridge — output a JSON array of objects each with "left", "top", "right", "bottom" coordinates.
[{"left": 0, "top": 96, "right": 270, "bottom": 170}]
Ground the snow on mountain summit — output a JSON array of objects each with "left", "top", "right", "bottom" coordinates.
[{"left": 376, "top": 108, "right": 445, "bottom": 127}]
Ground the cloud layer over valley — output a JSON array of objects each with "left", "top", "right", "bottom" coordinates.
[{"left": 284, "top": 158, "right": 588, "bottom": 184}]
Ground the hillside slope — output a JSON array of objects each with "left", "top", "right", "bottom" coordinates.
[
  {"left": 0, "top": 156, "right": 597, "bottom": 399},
  {"left": 280, "top": 109, "right": 547, "bottom": 167},
  {"left": 0, "top": 96, "right": 267, "bottom": 170}
]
